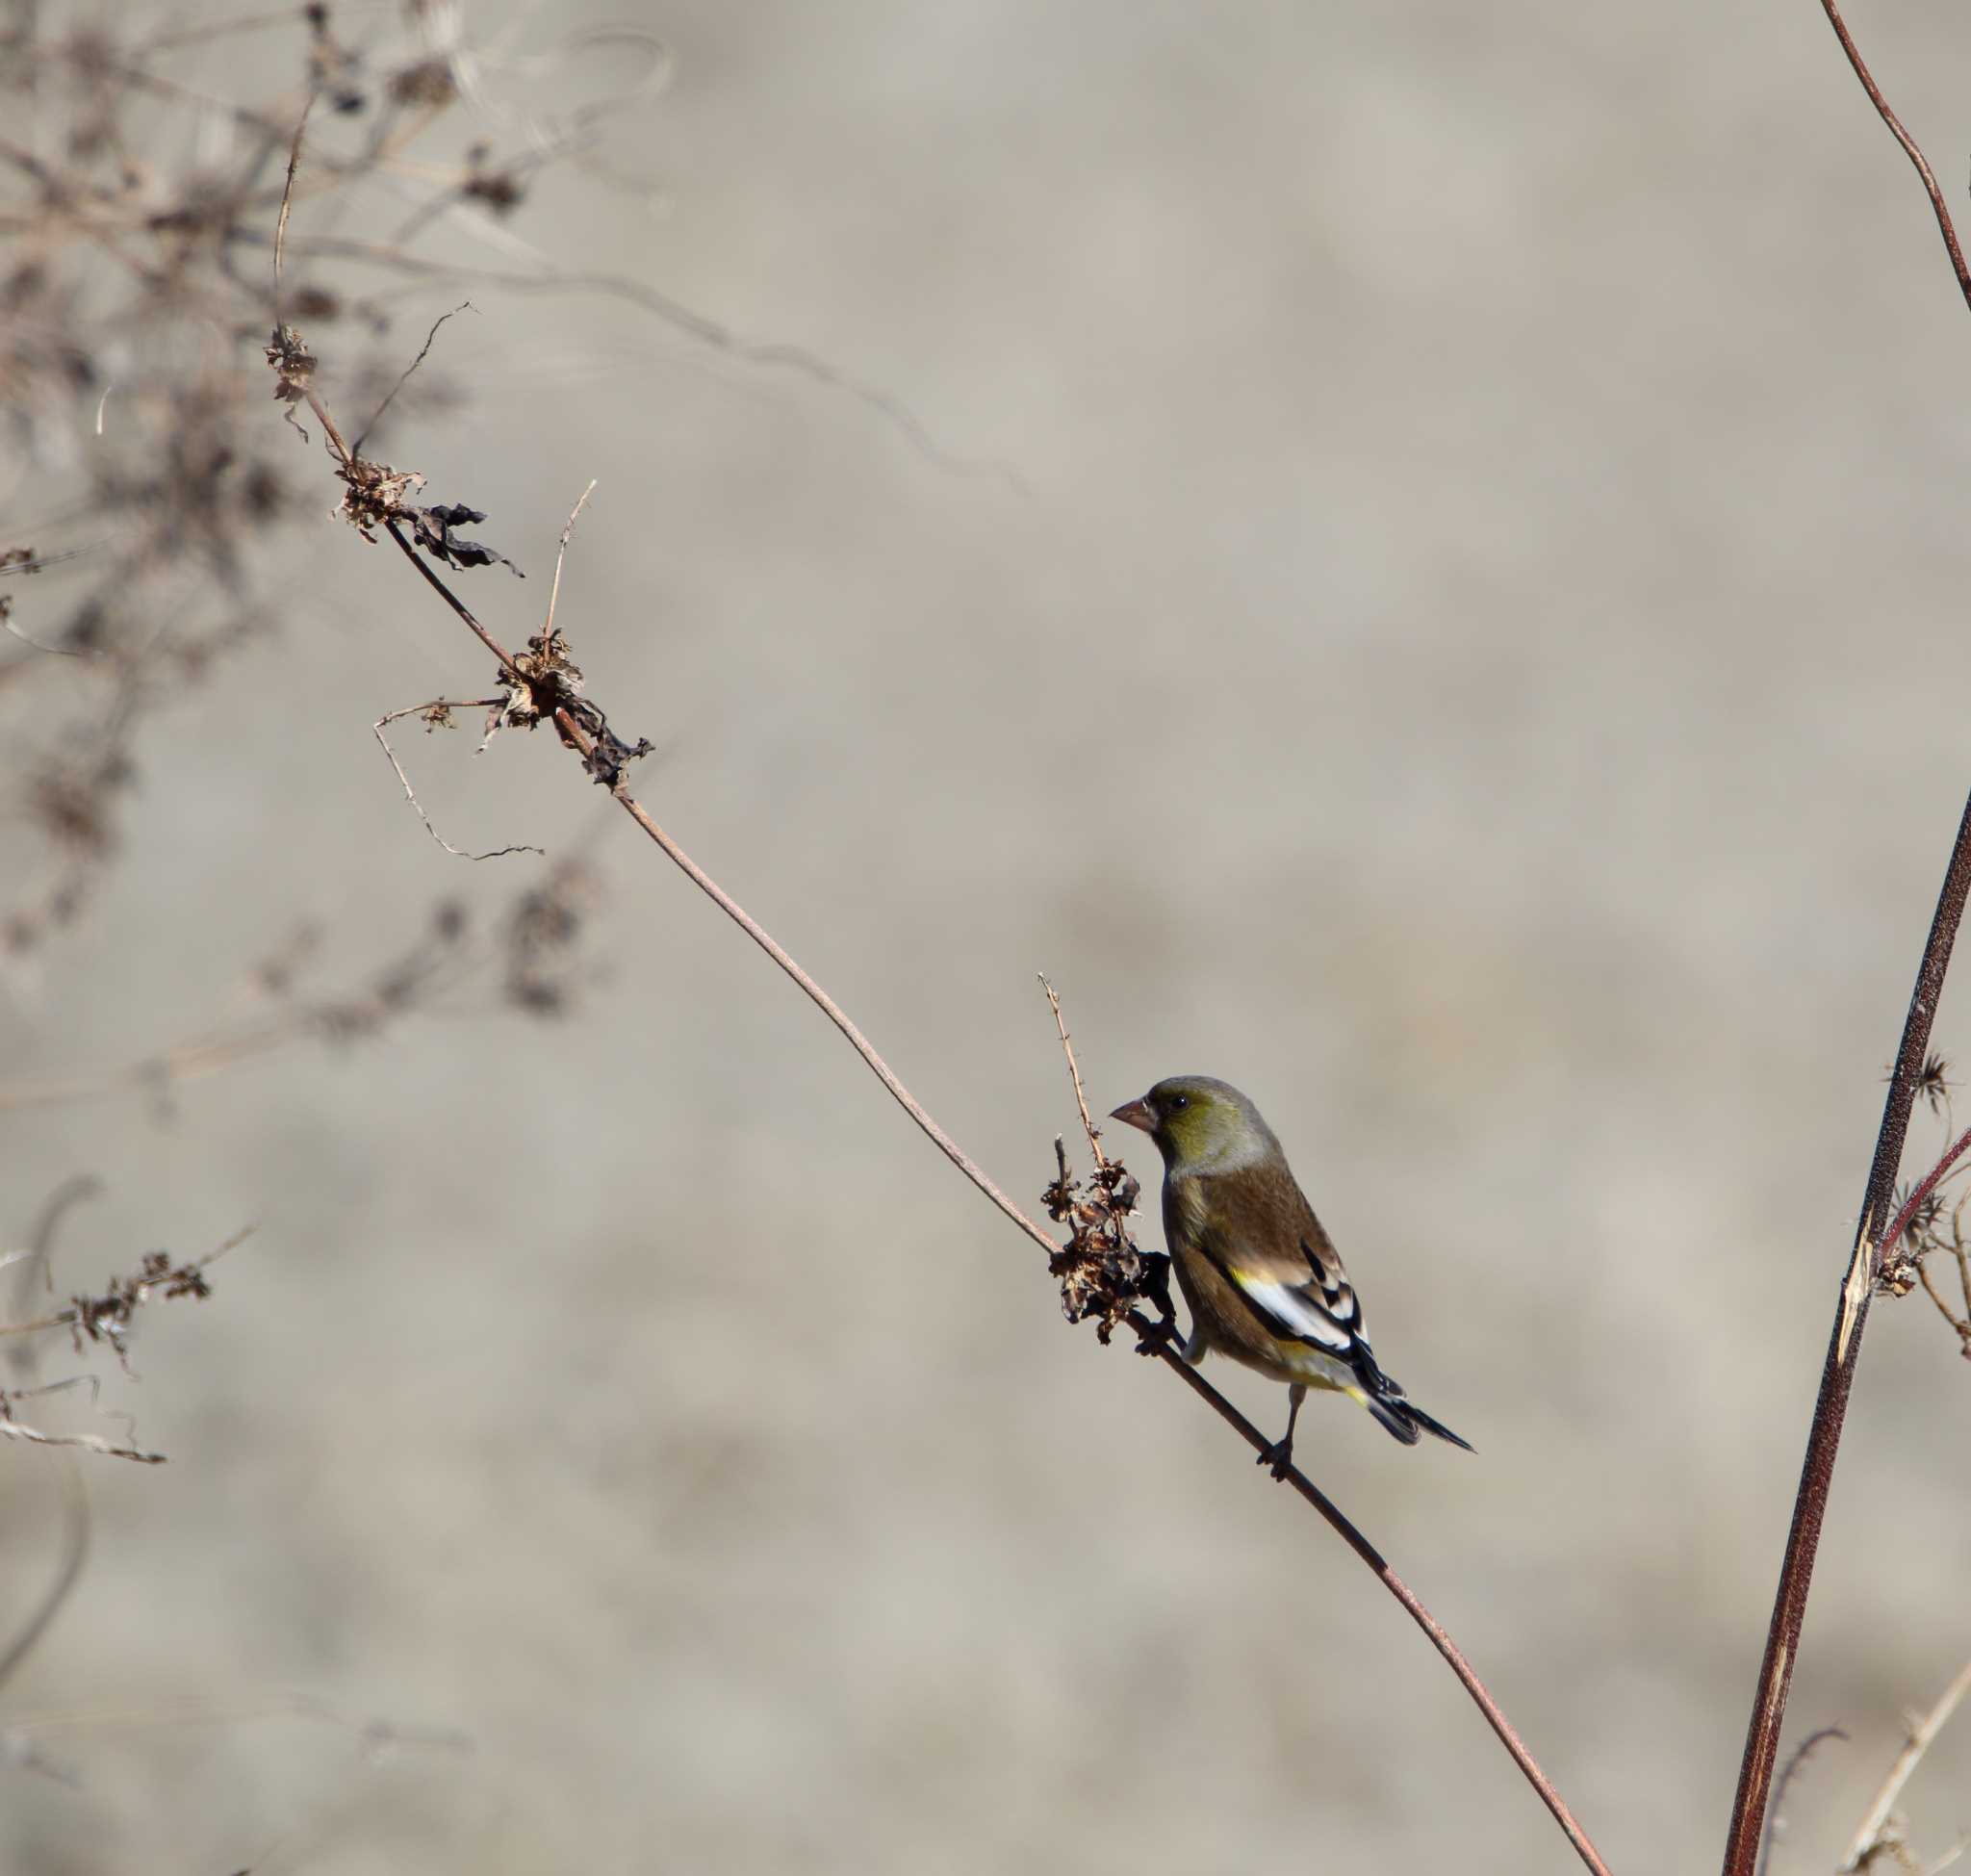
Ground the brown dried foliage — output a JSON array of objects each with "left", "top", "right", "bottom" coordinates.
[
  {"left": 0, "top": 1, "right": 658, "bottom": 959},
  {"left": 1041, "top": 1140, "right": 1155, "bottom": 1345}
]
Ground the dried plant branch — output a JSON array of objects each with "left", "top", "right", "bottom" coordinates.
[
  {"left": 1039, "top": 973, "right": 1108, "bottom": 1164},
  {"left": 1726, "top": 13, "right": 1971, "bottom": 1861},
  {"left": 0, "top": 1230, "right": 250, "bottom": 1367},
  {"left": 1128, "top": 1297, "right": 1609, "bottom": 1873},
  {"left": 1721, "top": 788, "right": 1971, "bottom": 1876},
  {"left": 272, "top": 329, "right": 1612, "bottom": 1872},
  {"left": 0, "top": 1400, "right": 165, "bottom": 1465},
  {"left": 266, "top": 236, "right": 1025, "bottom": 487},
  {"left": 259, "top": 82, "right": 1614, "bottom": 1875},
  {"left": 1874, "top": 1125, "right": 1971, "bottom": 1282},
  {"left": 0, "top": 1020, "right": 307, "bottom": 1114},
  {"left": 373, "top": 700, "right": 543, "bottom": 860},
  {"left": 544, "top": 480, "right": 600, "bottom": 643},
  {"left": 1843, "top": 1658, "right": 1971, "bottom": 1872},
  {"left": 1813, "top": 0, "right": 1971, "bottom": 314},
  {"left": 1914, "top": 1253, "right": 1971, "bottom": 1356},
  {"left": 567, "top": 707, "right": 1617, "bottom": 1876},
  {"left": 1757, "top": 1725, "right": 1847, "bottom": 1876},
  {"left": 271, "top": 88, "right": 314, "bottom": 318},
  {"left": 351, "top": 301, "right": 474, "bottom": 458},
  {"left": 0, "top": 1461, "right": 90, "bottom": 1693},
  {"left": 0, "top": 876, "right": 596, "bottom": 1112},
  {"left": 0, "top": 1190, "right": 101, "bottom": 1689},
  {"left": 6, "top": 1177, "right": 104, "bottom": 1332}
]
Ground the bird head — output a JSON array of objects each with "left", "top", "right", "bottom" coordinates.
[{"left": 1109, "top": 1075, "right": 1279, "bottom": 1174}]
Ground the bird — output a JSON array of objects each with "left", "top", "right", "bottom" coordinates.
[{"left": 1110, "top": 1074, "right": 1471, "bottom": 1478}]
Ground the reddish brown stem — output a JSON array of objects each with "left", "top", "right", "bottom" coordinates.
[
  {"left": 1875, "top": 1122, "right": 1971, "bottom": 1263},
  {"left": 1815, "top": 0, "right": 1971, "bottom": 315},
  {"left": 1137, "top": 1311, "right": 1611, "bottom": 1874},
  {"left": 1721, "top": 787, "right": 1971, "bottom": 1876},
  {"left": 548, "top": 713, "right": 1614, "bottom": 1870},
  {"left": 363, "top": 515, "right": 1612, "bottom": 1872}
]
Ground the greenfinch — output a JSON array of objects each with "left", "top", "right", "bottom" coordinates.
[{"left": 1111, "top": 1074, "right": 1471, "bottom": 1477}]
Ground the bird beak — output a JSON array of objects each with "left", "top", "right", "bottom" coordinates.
[{"left": 1109, "top": 1094, "right": 1156, "bottom": 1134}]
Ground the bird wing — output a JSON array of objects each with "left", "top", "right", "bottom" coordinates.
[
  {"left": 1183, "top": 1158, "right": 1472, "bottom": 1452},
  {"left": 1190, "top": 1165, "right": 1368, "bottom": 1361}
]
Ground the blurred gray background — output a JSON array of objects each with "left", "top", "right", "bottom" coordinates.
[{"left": 4, "top": 0, "right": 1971, "bottom": 1870}]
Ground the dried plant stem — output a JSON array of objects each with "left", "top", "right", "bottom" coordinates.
[
  {"left": 0, "top": 1462, "right": 90, "bottom": 1689},
  {"left": 1814, "top": 0, "right": 1971, "bottom": 313},
  {"left": 1915, "top": 1254, "right": 1971, "bottom": 1349},
  {"left": 1132, "top": 1305, "right": 1609, "bottom": 1872},
  {"left": 1721, "top": 787, "right": 1971, "bottom": 1876},
  {"left": 0, "top": 1414, "right": 164, "bottom": 1464},
  {"left": 544, "top": 480, "right": 598, "bottom": 638},
  {"left": 615, "top": 767, "right": 1610, "bottom": 1873},
  {"left": 360, "top": 523, "right": 1615, "bottom": 1876},
  {"left": 574, "top": 716, "right": 1056, "bottom": 1254},
  {"left": 372, "top": 700, "right": 542, "bottom": 861},
  {"left": 1842, "top": 1658, "right": 1971, "bottom": 1871},
  {"left": 371, "top": 520, "right": 1051, "bottom": 1233},
  {"left": 1759, "top": 1726, "right": 1848, "bottom": 1876},
  {"left": 1731, "top": 12, "right": 1971, "bottom": 1850},
  {"left": 271, "top": 90, "right": 314, "bottom": 319},
  {"left": 1877, "top": 1124, "right": 1971, "bottom": 1267},
  {"left": 0, "top": 1032, "right": 291, "bottom": 1112},
  {"left": 1039, "top": 974, "right": 1108, "bottom": 1165},
  {"left": 268, "top": 94, "right": 1606, "bottom": 1853}
]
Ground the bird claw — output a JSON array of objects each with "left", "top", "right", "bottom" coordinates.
[
  {"left": 1135, "top": 1317, "right": 1180, "bottom": 1357},
  {"left": 1256, "top": 1440, "right": 1293, "bottom": 1480}
]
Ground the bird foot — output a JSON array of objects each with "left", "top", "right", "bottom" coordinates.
[
  {"left": 1135, "top": 1316, "right": 1180, "bottom": 1357},
  {"left": 1255, "top": 1440, "right": 1294, "bottom": 1480}
]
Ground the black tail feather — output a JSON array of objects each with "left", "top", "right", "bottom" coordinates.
[
  {"left": 1362, "top": 1377, "right": 1474, "bottom": 1452},
  {"left": 1364, "top": 1392, "right": 1422, "bottom": 1446},
  {"left": 1399, "top": 1400, "right": 1474, "bottom": 1452},
  {"left": 1349, "top": 1335, "right": 1472, "bottom": 1452}
]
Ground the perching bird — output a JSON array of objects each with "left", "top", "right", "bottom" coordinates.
[{"left": 1110, "top": 1075, "right": 1471, "bottom": 1477}]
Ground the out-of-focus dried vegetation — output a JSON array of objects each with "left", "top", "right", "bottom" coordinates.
[
  {"left": 0, "top": 2, "right": 637, "bottom": 1467},
  {"left": 0, "top": 0, "right": 657, "bottom": 954}
]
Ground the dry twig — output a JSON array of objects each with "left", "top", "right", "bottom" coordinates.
[
  {"left": 266, "top": 270, "right": 1614, "bottom": 1866},
  {"left": 1813, "top": 0, "right": 1971, "bottom": 314},
  {"left": 0, "top": 1229, "right": 249, "bottom": 1368},
  {"left": 372, "top": 700, "right": 544, "bottom": 860},
  {"left": 1843, "top": 1658, "right": 1971, "bottom": 1873},
  {"left": 1757, "top": 1725, "right": 1847, "bottom": 1876},
  {"left": 0, "top": 1385, "right": 165, "bottom": 1465}
]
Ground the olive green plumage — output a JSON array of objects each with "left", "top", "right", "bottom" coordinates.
[{"left": 1110, "top": 1074, "right": 1471, "bottom": 1477}]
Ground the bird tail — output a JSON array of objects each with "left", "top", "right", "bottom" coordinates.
[
  {"left": 1359, "top": 1389, "right": 1421, "bottom": 1446},
  {"left": 1349, "top": 1346, "right": 1474, "bottom": 1452},
  {"left": 1395, "top": 1399, "right": 1474, "bottom": 1452}
]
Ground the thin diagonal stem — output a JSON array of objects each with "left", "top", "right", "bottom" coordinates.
[
  {"left": 1815, "top": 0, "right": 1971, "bottom": 314},
  {"left": 1841, "top": 1656, "right": 1971, "bottom": 1870},
  {"left": 535, "top": 661, "right": 1613, "bottom": 1876},
  {"left": 270, "top": 128, "right": 1612, "bottom": 1846},
  {"left": 1136, "top": 1309, "right": 1610, "bottom": 1874}
]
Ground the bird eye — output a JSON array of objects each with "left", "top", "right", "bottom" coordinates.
[{"left": 1170, "top": 1093, "right": 1189, "bottom": 1111}]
